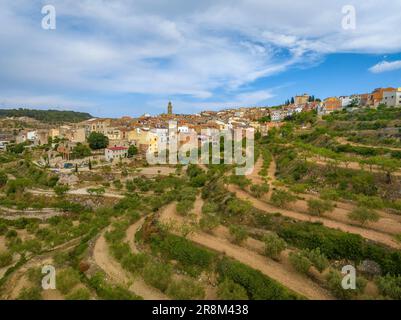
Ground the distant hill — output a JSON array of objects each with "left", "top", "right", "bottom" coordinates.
[{"left": 0, "top": 108, "right": 93, "bottom": 124}]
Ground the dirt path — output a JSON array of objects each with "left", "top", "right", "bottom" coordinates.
[
  {"left": 93, "top": 228, "right": 168, "bottom": 300},
  {"left": 228, "top": 185, "right": 401, "bottom": 249},
  {"left": 0, "top": 207, "right": 65, "bottom": 220},
  {"left": 159, "top": 203, "right": 334, "bottom": 300},
  {"left": 246, "top": 157, "right": 263, "bottom": 185},
  {"left": 288, "top": 199, "right": 401, "bottom": 235},
  {"left": 307, "top": 157, "right": 401, "bottom": 177},
  {"left": 265, "top": 157, "right": 401, "bottom": 232},
  {"left": 28, "top": 187, "right": 125, "bottom": 199},
  {"left": 125, "top": 217, "right": 146, "bottom": 253},
  {"left": 336, "top": 137, "right": 401, "bottom": 152}
]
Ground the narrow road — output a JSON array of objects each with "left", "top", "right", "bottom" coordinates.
[{"left": 94, "top": 227, "right": 168, "bottom": 300}]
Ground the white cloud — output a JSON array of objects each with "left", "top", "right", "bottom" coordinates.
[
  {"left": 369, "top": 60, "right": 401, "bottom": 74},
  {"left": 0, "top": 95, "right": 94, "bottom": 110},
  {"left": 1, "top": 0, "right": 401, "bottom": 113}
]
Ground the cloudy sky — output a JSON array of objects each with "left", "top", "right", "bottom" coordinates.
[{"left": 1, "top": 0, "right": 401, "bottom": 117}]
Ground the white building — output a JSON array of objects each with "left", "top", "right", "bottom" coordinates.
[
  {"left": 27, "top": 131, "right": 37, "bottom": 141},
  {"left": 382, "top": 89, "right": 401, "bottom": 107},
  {"left": 339, "top": 96, "right": 352, "bottom": 108},
  {"left": 270, "top": 109, "right": 285, "bottom": 122},
  {"left": 178, "top": 126, "right": 190, "bottom": 133},
  {"left": 105, "top": 146, "right": 128, "bottom": 162}
]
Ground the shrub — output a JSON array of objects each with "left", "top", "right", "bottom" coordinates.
[
  {"left": 143, "top": 262, "right": 172, "bottom": 292},
  {"left": 0, "top": 222, "right": 8, "bottom": 235},
  {"left": 270, "top": 190, "right": 296, "bottom": 208},
  {"left": 289, "top": 252, "right": 312, "bottom": 274},
  {"left": 0, "top": 171, "right": 8, "bottom": 188},
  {"left": 54, "top": 184, "right": 69, "bottom": 197},
  {"left": 87, "top": 187, "right": 106, "bottom": 197},
  {"left": 263, "top": 233, "right": 286, "bottom": 261},
  {"left": 5, "top": 229, "right": 17, "bottom": 239},
  {"left": 176, "top": 200, "right": 194, "bottom": 216},
  {"left": 301, "top": 248, "right": 329, "bottom": 272},
  {"left": 277, "top": 221, "right": 401, "bottom": 275},
  {"left": 229, "top": 225, "right": 248, "bottom": 244},
  {"left": 217, "top": 258, "right": 300, "bottom": 300},
  {"left": 199, "top": 214, "right": 220, "bottom": 233},
  {"left": 250, "top": 183, "right": 270, "bottom": 198},
  {"left": 348, "top": 207, "right": 380, "bottom": 226},
  {"left": 307, "top": 199, "right": 334, "bottom": 216},
  {"left": 151, "top": 234, "right": 215, "bottom": 273},
  {"left": 88, "top": 272, "right": 141, "bottom": 300},
  {"left": 202, "top": 201, "right": 219, "bottom": 214},
  {"left": 56, "top": 268, "right": 81, "bottom": 294},
  {"left": 121, "top": 253, "right": 150, "bottom": 274},
  {"left": 376, "top": 275, "right": 401, "bottom": 299},
  {"left": 217, "top": 279, "right": 248, "bottom": 300},
  {"left": 229, "top": 175, "right": 251, "bottom": 189},
  {"left": 226, "top": 198, "right": 252, "bottom": 216},
  {"left": 325, "top": 269, "right": 366, "bottom": 300},
  {"left": 17, "top": 287, "right": 42, "bottom": 300},
  {"left": 65, "top": 287, "right": 91, "bottom": 300},
  {"left": 0, "top": 251, "right": 13, "bottom": 268},
  {"left": 166, "top": 279, "right": 205, "bottom": 300}
]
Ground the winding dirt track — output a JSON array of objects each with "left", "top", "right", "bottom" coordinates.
[
  {"left": 93, "top": 224, "right": 168, "bottom": 300},
  {"left": 336, "top": 137, "right": 401, "bottom": 152},
  {"left": 228, "top": 185, "right": 401, "bottom": 250},
  {"left": 159, "top": 201, "right": 334, "bottom": 300},
  {"left": 0, "top": 207, "right": 65, "bottom": 220}
]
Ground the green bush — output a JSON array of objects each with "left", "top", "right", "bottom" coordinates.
[
  {"left": 325, "top": 270, "right": 366, "bottom": 300},
  {"left": 166, "top": 279, "right": 205, "bottom": 300},
  {"left": 176, "top": 199, "right": 194, "bottom": 216},
  {"left": 199, "top": 214, "right": 220, "bottom": 233},
  {"left": 143, "top": 262, "right": 172, "bottom": 292},
  {"left": 56, "top": 268, "right": 81, "bottom": 294},
  {"left": 348, "top": 207, "right": 380, "bottom": 226},
  {"left": 289, "top": 252, "right": 312, "bottom": 274},
  {"left": 54, "top": 184, "right": 70, "bottom": 197},
  {"left": 263, "top": 233, "right": 286, "bottom": 261},
  {"left": 0, "top": 251, "right": 13, "bottom": 268},
  {"left": 301, "top": 248, "right": 329, "bottom": 272},
  {"left": 270, "top": 190, "right": 296, "bottom": 208},
  {"left": 376, "top": 275, "right": 401, "bottom": 299},
  {"left": 229, "top": 175, "right": 251, "bottom": 189},
  {"left": 250, "top": 183, "right": 270, "bottom": 198},
  {"left": 0, "top": 222, "right": 8, "bottom": 235},
  {"left": 217, "top": 258, "right": 300, "bottom": 300},
  {"left": 226, "top": 198, "right": 252, "bottom": 216},
  {"left": 307, "top": 199, "right": 334, "bottom": 216},
  {"left": 0, "top": 171, "right": 8, "bottom": 188},
  {"left": 121, "top": 253, "right": 150, "bottom": 274},
  {"left": 88, "top": 272, "right": 141, "bottom": 300},
  {"left": 217, "top": 278, "right": 248, "bottom": 300},
  {"left": 66, "top": 287, "right": 91, "bottom": 300},
  {"left": 17, "top": 287, "right": 43, "bottom": 300},
  {"left": 151, "top": 234, "right": 215, "bottom": 273},
  {"left": 229, "top": 225, "right": 248, "bottom": 244}
]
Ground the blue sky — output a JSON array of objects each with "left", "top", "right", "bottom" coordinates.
[{"left": 1, "top": 0, "right": 401, "bottom": 117}]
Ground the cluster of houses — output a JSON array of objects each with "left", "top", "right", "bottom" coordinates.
[
  {"left": 1, "top": 86, "right": 400, "bottom": 164},
  {"left": 320, "top": 87, "right": 401, "bottom": 115}
]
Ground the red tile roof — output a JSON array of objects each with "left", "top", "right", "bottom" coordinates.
[{"left": 107, "top": 146, "right": 128, "bottom": 151}]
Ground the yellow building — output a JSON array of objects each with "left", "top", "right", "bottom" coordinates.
[{"left": 128, "top": 129, "right": 159, "bottom": 154}]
